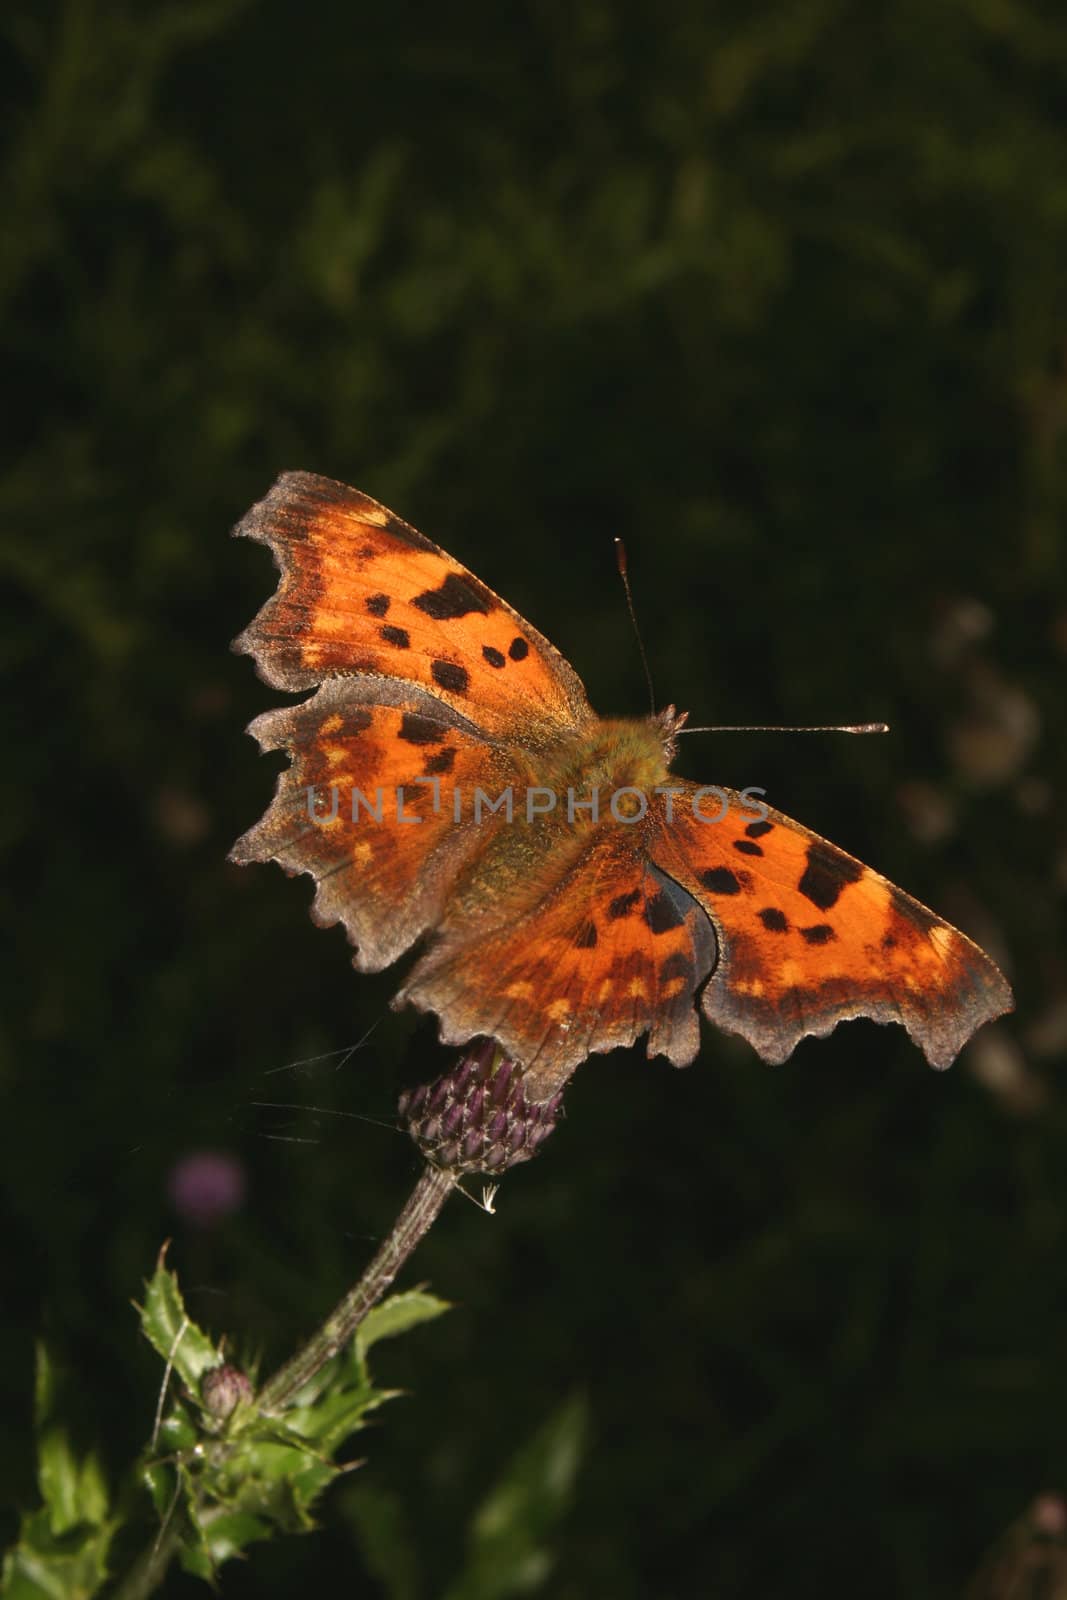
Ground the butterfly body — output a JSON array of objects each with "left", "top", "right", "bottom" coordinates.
[
  {"left": 518, "top": 712, "right": 676, "bottom": 809},
  {"left": 232, "top": 472, "right": 1012, "bottom": 1102}
]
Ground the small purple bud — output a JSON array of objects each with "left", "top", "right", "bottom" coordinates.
[
  {"left": 200, "top": 1363, "right": 252, "bottom": 1420},
  {"left": 167, "top": 1150, "right": 246, "bottom": 1228}
]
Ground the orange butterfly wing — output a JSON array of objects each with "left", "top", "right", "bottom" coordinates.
[
  {"left": 231, "top": 471, "right": 592, "bottom": 975},
  {"left": 230, "top": 686, "right": 520, "bottom": 972},
  {"left": 233, "top": 472, "right": 593, "bottom": 740},
  {"left": 395, "top": 825, "right": 716, "bottom": 1101},
  {"left": 648, "top": 785, "right": 1013, "bottom": 1070}
]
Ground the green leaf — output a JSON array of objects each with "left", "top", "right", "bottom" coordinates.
[
  {"left": 445, "top": 1394, "right": 588, "bottom": 1600},
  {"left": 356, "top": 1290, "right": 450, "bottom": 1356},
  {"left": 137, "top": 1245, "right": 221, "bottom": 1392},
  {"left": 152, "top": 1403, "right": 199, "bottom": 1457},
  {"left": 2, "top": 1507, "right": 114, "bottom": 1600},
  {"left": 141, "top": 1460, "right": 177, "bottom": 1520},
  {"left": 175, "top": 1537, "right": 216, "bottom": 1583},
  {"left": 191, "top": 1507, "right": 273, "bottom": 1567},
  {"left": 0, "top": 1347, "right": 117, "bottom": 1598},
  {"left": 34, "top": 1346, "right": 110, "bottom": 1535},
  {"left": 281, "top": 1382, "right": 397, "bottom": 1453}
]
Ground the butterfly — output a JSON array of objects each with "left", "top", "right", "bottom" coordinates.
[{"left": 230, "top": 472, "right": 1013, "bottom": 1103}]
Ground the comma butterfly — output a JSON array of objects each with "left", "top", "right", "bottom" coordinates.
[{"left": 231, "top": 473, "right": 1013, "bottom": 1102}]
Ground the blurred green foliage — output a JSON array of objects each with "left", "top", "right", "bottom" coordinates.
[{"left": 2, "top": 0, "right": 1066, "bottom": 1594}]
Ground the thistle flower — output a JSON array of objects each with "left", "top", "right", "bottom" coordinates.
[{"left": 399, "top": 1039, "right": 564, "bottom": 1176}]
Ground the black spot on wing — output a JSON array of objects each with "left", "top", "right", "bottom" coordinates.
[
  {"left": 700, "top": 867, "right": 741, "bottom": 896},
  {"left": 398, "top": 713, "right": 447, "bottom": 746},
  {"left": 431, "top": 659, "right": 470, "bottom": 694},
  {"left": 800, "top": 923, "right": 836, "bottom": 945},
  {"left": 758, "top": 907, "right": 789, "bottom": 933},
  {"left": 659, "top": 950, "right": 693, "bottom": 984},
  {"left": 509, "top": 636, "right": 529, "bottom": 661},
  {"left": 365, "top": 594, "right": 390, "bottom": 617},
  {"left": 482, "top": 645, "right": 506, "bottom": 668},
  {"left": 412, "top": 572, "right": 493, "bottom": 620},
  {"left": 733, "top": 839, "right": 764, "bottom": 857},
  {"left": 644, "top": 891, "right": 685, "bottom": 934},
  {"left": 423, "top": 747, "right": 456, "bottom": 775},
  {"left": 798, "top": 841, "right": 864, "bottom": 911},
  {"left": 322, "top": 707, "right": 373, "bottom": 738},
  {"left": 746, "top": 820, "right": 774, "bottom": 838},
  {"left": 379, "top": 625, "right": 410, "bottom": 649},
  {"left": 608, "top": 889, "right": 642, "bottom": 920}
]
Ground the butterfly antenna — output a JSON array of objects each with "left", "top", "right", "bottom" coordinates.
[
  {"left": 614, "top": 537, "right": 657, "bottom": 715},
  {"left": 678, "top": 722, "right": 890, "bottom": 735}
]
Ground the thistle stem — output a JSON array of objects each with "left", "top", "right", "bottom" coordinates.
[
  {"left": 109, "top": 1519, "right": 184, "bottom": 1600},
  {"left": 257, "top": 1161, "right": 456, "bottom": 1413}
]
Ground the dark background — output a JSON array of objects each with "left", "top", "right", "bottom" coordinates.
[{"left": 3, "top": 1, "right": 1066, "bottom": 1595}]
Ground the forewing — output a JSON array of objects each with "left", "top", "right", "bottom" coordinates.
[{"left": 233, "top": 472, "right": 594, "bottom": 743}]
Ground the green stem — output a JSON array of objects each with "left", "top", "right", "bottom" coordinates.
[
  {"left": 257, "top": 1161, "right": 456, "bottom": 1413},
  {"left": 109, "top": 1516, "right": 185, "bottom": 1600},
  {"left": 110, "top": 1161, "right": 455, "bottom": 1599}
]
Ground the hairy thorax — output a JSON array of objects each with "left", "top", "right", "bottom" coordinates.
[{"left": 528, "top": 715, "right": 678, "bottom": 822}]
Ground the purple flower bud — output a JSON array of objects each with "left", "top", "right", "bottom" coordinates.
[
  {"left": 167, "top": 1151, "right": 246, "bottom": 1228},
  {"left": 200, "top": 1363, "right": 252, "bottom": 1420},
  {"left": 399, "top": 1040, "right": 564, "bottom": 1176}
]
